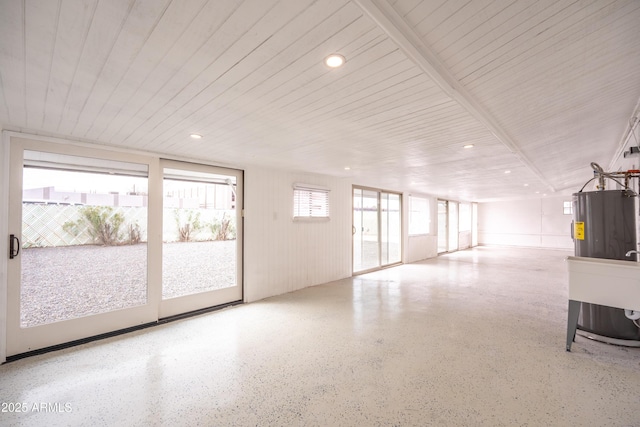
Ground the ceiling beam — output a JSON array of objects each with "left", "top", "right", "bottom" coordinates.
[{"left": 352, "top": 0, "right": 556, "bottom": 193}]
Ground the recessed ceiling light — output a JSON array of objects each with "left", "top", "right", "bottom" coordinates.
[
  {"left": 190, "top": 134, "right": 202, "bottom": 139},
  {"left": 344, "top": 166, "right": 351, "bottom": 170},
  {"left": 463, "top": 144, "right": 474, "bottom": 149},
  {"left": 504, "top": 170, "right": 511, "bottom": 174},
  {"left": 524, "top": 183, "right": 529, "bottom": 187},
  {"left": 324, "top": 54, "right": 345, "bottom": 68}
]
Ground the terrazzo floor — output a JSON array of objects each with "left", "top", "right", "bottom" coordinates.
[{"left": 1, "top": 246, "right": 640, "bottom": 426}]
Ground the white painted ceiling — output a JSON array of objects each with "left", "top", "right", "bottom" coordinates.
[{"left": 1, "top": 0, "right": 639, "bottom": 201}]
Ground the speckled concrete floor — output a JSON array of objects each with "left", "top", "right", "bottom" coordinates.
[{"left": 1, "top": 246, "right": 640, "bottom": 426}]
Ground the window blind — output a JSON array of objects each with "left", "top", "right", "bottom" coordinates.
[{"left": 293, "top": 183, "right": 330, "bottom": 218}]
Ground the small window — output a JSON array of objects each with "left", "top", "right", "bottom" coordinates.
[
  {"left": 563, "top": 201, "right": 573, "bottom": 215},
  {"left": 293, "top": 183, "right": 330, "bottom": 219},
  {"left": 408, "top": 196, "right": 430, "bottom": 235}
]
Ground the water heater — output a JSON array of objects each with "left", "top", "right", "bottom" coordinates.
[{"left": 572, "top": 189, "right": 640, "bottom": 343}]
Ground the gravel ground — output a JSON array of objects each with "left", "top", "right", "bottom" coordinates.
[{"left": 20, "top": 240, "right": 236, "bottom": 327}]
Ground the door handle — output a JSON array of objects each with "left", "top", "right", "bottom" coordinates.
[
  {"left": 9, "top": 234, "right": 20, "bottom": 259},
  {"left": 570, "top": 221, "right": 574, "bottom": 240}
]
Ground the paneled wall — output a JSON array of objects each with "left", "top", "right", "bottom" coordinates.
[
  {"left": 243, "top": 166, "right": 353, "bottom": 302},
  {"left": 405, "top": 234, "right": 438, "bottom": 263},
  {"left": 459, "top": 231, "right": 472, "bottom": 250},
  {"left": 478, "top": 196, "right": 573, "bottom": 249}
]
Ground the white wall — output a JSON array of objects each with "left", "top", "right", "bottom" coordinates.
[
  {"left": 405, "top": 234, "right": 438, "bottom": 262},
  {"left": 459, "top": 231, "right": 472, "bottom": 250},
  {"left": 243, "top": 166, "right": 353, "bottom": 302},
  {"left": 243, "top": 179, "right": 445, "bottom": 301},
  {"left": 478, "top": 196, "right": 573, "bottom": 249}
]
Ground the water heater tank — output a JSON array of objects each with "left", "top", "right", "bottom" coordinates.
[{"left": 572, "top": 189, "right": 640, "bottom": 342}]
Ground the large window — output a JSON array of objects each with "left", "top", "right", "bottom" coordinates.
[
  {"left": 408, "top": 196, "right": 430, "bottom": 235},
  {"left": 20, "top": 151, "right": 149, "bottom": 327}
]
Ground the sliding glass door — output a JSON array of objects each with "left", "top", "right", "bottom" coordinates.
[
  {"left": 438, "top": 199, "right": 477, "bottom": 254},
  {"left": 381, "top": 192, "right": 401, "bottom": 265},
  {"left": 6, "top": 138, "right": 243, "bottom": 357},
  {"left": 159, "top": 161, "right": 242, "bottom": 318},
  {"left": 353, "top": 187, "right": 401, "bottom": 273},
  {"left": 353, "top": 188, "right": 379, "bottom": 272},
  {"left": 7, "top": 140, "right": 156, "bottom": 355}
]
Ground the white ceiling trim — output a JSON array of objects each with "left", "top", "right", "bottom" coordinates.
[{"left": 352, "top": 0, "right": 556, "bottom": 193}]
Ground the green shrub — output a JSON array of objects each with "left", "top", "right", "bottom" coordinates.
[
  {"left": 174, "top": 210, "right": 202, "bottom": 242},
  {"left": 63, "top": 206, "right": 124, "bottom": 246},
  {"left": 128, "top": 222, "right": 142, "bottom": 245},
  {"left": 211, "top": 213, "right": 236, "bottom": 240}
]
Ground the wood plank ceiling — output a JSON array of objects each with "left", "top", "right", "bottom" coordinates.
[{"left": 1, "top": 0, "right": 639, "bottom": 201}]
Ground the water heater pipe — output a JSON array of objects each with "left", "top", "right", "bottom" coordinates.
[{"left": 581, "top": 162, "right": 640, "bottom": 195}]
